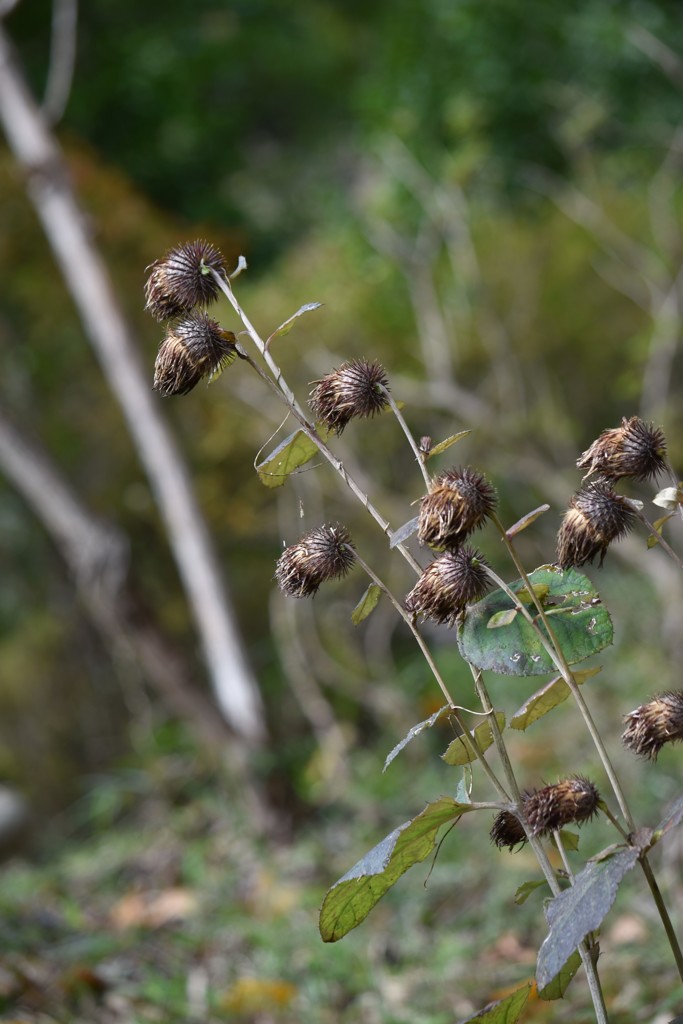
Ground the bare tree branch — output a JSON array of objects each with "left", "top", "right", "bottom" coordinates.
[
  {"left": 0, "top": 406, "right": 230, "bottom": 748},
  {"left": 0, "top": 24, "right": 265, "bottom": 741},
  {"left": 43, "top": 0, "right": 78, "bottom": 126}
]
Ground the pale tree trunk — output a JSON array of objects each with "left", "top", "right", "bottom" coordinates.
[
  {"left": 0, "top": 24, "right": 264, "bottom": 742},
  {"left": 0, "top": 407, "right": 233, "bottom": 752}
]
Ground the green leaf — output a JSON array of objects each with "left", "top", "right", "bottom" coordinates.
[
  {"left": 352, "top": 584, "right": 381, "bottom": 626},
  {"left": 256, "top": 429, "right": 320, "bottom": 488},
  {"left": 536, "top": 846, "right": 639, "bottom": 989},
  {"left": 459, "top": 566, "right": 612, "bottom": 676},
  {"left": 383, "top": 705, "right": 450, "bottom": 772},
  {"left": 554, "top": 829, "right": 579, "bottom": 853},
  {"left": 426, "top": 430, "right": 471, "bottom": 459},
  {"left": 537, "top": 949, "right": 581, "bottom": 1000},
  {"left": 458, "top": 983, "right": 531, "bottom": 1023},
  {"left": 514, "top": 879, "right": 546, "bottom": 906},
  {"left": 266, "top": 302, "right": 322, "bottom": 345},
  {"left": 647, "top": 513, "right": 674, "bottom": 548},
  {"left": 487, "top": 608, "right": 518, "bottom": 629},
  {"left": 442, "top": 712, "right": 506, "bottom": 766},
  {"left": 319, "top": 797, "right": 471, "bottom": 942},
  {"left": 510, "top": 667, "right": 601, "bottom": 731}
]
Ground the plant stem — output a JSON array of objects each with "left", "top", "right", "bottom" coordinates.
[
  {"left": 350, "top": 547, "right": 510, "bottom": 800},
  {"left": 491, "top": 513, "right": 683, "bottom": 981},
  {"left": 474, "top": 670, "right": 608, "bottom": 1022},
  {"left": 235, "top": 345, "right": 424, "bottom": 575},
  {"left": 639, "top": 856, "right": 683, "bottom": 981},
  {"left": 491, "top": 515, "right": 635, "bottom": 830},
  {"left": 634, "top": 507, "right": 683, "bottom": 569},
  {"left": 382, "top": 386, "right": 432, "bottom": 490}
]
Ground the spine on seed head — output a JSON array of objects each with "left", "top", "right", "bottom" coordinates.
[
  {"left": 555, "top": 480, "right": 635, "bottom": 568},
  {"left": 153, "top": 314, "right": 237, "bottom": 396}
]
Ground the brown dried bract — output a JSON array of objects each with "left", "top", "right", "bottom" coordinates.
[
  {"left": 153, "top": 314, "right": 237, "bottom": 396},
  {"left": 523, "top": 776, "right": 600, "bottom": 836},
  {"left": 145, "top": 240, "right": 226, "bottom": 321},
  {"left": 275, "top": 524, "right": 355, "bottom": 598},
  {"left": 577, "top": 416, "right": 667, "bottom": 483},
  {"left": 309, "top": 359, "right": 390, "bottom": 434},
  {"left": 417, "top": 467, "right": 497, "bottom": 550},
  {"left": 556, "top": 481, "right": 635, "bottom": 568},
  {"left": 404, "top": 546, "right": 491, "bottom": 626},
  {"left": 622, "top": 690, "right": 683, "bottom": 760}
]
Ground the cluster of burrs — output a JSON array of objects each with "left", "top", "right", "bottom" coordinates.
[
  {"left": 555, "top": 416, "right": 668, "bottom": 568},
  {"left": 144, "top": 240, "right": 238, "bottom": 396}
]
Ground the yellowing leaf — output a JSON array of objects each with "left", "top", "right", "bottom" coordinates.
[
  {"left": 426, "top": 430, "right": 471, "bottom": 459},
  {"left": 442, "top": 712, "right": 506, "bottom": 766},
  {"left": 256, "top": 430, "right": 320, "bottom": 488},
  {"left": 220, "top": 977, "right": 298, "bottom": 1013}
]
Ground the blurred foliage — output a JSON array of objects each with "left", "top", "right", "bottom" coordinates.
[
  {"left": 0, "top": 0, "right": 682, "bottom": 836},
  {"left": 0, "top": 728, "right": 680, "bottom": 1022}
]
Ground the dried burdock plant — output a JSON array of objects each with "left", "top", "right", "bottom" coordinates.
[
  {"left": 490, "top": 809, "right": 528, "bottom": 851},
  {"left": 153, "top": 313, "right": 237, "bottom": 396},
  {"left": 622, "top": 690, "right": 683, "bottom": 760},
  {"left": 523, "top": 777, "right": 600, "bottom": 836},
  {"left": 556, "top": 480, "right": 636, "bottom": 568},
  {"left": 417, "top": 467, "right": 497, "bottom": 550},
  {"left": 578, "top": 416, "right": 668, "bottom": 483},
  {"left": 145, "top": 239, "right": 227, "bottom": 321},
  {"left": 274, "top": 523, "right": 355, "bottom": 598},
  {"left": 404, "top": 546, "right": 491, "bottom": 626},
  {"left": 309, "top": 359, "right": 390, "bottom": 434},
  {"left": 143, "top": 241, "right": 683, "bottom": 1022}
]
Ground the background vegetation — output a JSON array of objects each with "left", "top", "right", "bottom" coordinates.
[{"left": 0, "top": 1, "right": 682, "bottom": 1020}]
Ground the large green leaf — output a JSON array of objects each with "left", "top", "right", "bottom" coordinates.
[
  {"left": 458, "top": 566, "right": 612, "bottom": 676},
  {"left": 458, "top": 984, "right": 531, "bottom": 1023},
  {"left": 536, "top": 846, "right": 639, "bottom": 989},
  {"left": 256, "top": 429, "right": 320, "bottom": 488},
  {"left": 319, "top": 797, "right": 471, "bottom": 942}
]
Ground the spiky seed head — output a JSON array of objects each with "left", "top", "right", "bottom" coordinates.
[
  {"left": 145, "top": 239, "right": 226, "bottom": 321},
  {"left": 523, "top": 777, "right": 600, "bottom": 836},
  {"left": 274, "top": 523, "right": 355, "bottom": 598},
  {"left": 555, "top": 481, "right": 636, "bottom": 568},
  {"left": 622, "top": 690, "right": 683, "bottom": 760},
  {"left": 490, "top": 810, "right": 527, "bottom": 851},
  {"left": 417, "top": 467, "right": 497, "bottom": 550},
  {"left": 309, "top": 359, "right": 390, "bottom": 435},
  {"left": 404, "top": 546, "right": 491, "bottom": 626},
  {"left": 153, "top": 314, "right": 237, "bottom": 397},
  {"left": 577, "top": 417, "right": 668, "bottom": 483}
]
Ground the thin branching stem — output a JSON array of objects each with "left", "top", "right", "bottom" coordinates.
[
  {"left": 474, "top": 669, "right": 608, "bottom": 1020},
  {"left": 381, "top": 386, "right": 432, "bottom": 490},
  {"left": 492, "top": 513, "right": 683, "bottom": 982},
  {"left": 350, "top": 547, "right": 509, "bottom": 799},
  {"left": 235, "top": 345, "right": 424, "bottom": 575},
  {"left": 634, "top": 507, "right": 683, "bottom": 569}
]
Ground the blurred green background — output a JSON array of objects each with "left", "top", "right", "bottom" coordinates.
[{"left": 0, "top": 1, "right": 682, "bottom": 1021}]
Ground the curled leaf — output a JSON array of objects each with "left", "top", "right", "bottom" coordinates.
[
  {"left": 352, "top": 584, "right": 381, "bottom": 626},
  {"left": 506, "top": 504, "right": 550, "bottom": 539}
]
